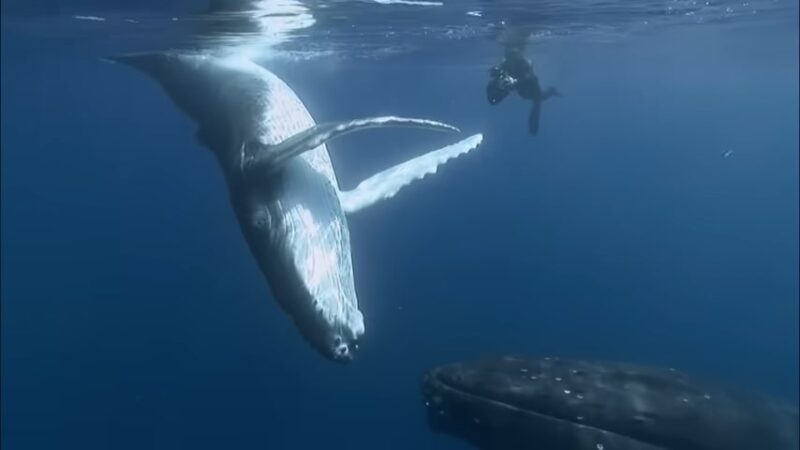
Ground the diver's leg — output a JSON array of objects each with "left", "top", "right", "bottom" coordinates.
[
  {"left": 516, "top": 76, "right": 537, "bottom": 101},
  {"left": 528, "top": 101, "right": 541, "bottom": 136}
]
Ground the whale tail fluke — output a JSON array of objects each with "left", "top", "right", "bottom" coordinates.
[{"left": 338, "top": 133, "right": 484, "bottom": 214}]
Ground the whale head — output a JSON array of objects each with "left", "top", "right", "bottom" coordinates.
[
  {"left": 241, "top": 164, "right": 366, "bottom": 364},
  {"left": 422, "top": 355, "right": 800, "bottom": 450},
  {"left": 265, "top": 205, "right": 366, "bottom": 363},
  {"left": 299, "top": 275, "right": 364, "bottom": 364}
]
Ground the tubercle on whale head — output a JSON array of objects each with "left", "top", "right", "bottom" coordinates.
[
  {"left": 329, "top": 308, "right": 364, "bottom": 363},
  {"left": 330, "top": 331, "right": 359, "bottom": 363}
]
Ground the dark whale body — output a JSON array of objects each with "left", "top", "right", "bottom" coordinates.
[{"left": 422, "top": 355, "right": 799, "bottom": 450}]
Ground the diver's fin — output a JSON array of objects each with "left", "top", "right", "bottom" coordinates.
[
  {"left": 338, "top": 133, "right": 483, "bottom": 214},
  {"left": 246, "top": 116, "right": 460, "bottom": 171}
]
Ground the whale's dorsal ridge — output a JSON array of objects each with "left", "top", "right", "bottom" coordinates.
[{"left": 245, "top": 116, "right": 461, "bottom": 172}]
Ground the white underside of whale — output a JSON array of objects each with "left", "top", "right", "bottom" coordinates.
[{"left": 111, "top": 51, "right": 483, "bottom": 360}]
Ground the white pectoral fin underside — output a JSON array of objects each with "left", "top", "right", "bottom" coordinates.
[
  {"left": 338, "top": 133, "right": 484, "bottom": 214},
  {"left": 248, "top": 116, "right": 460, "bottom": 170}
]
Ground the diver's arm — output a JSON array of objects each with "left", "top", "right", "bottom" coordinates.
[{"left": 487, "top": 77, "right": 512, "bottom": 105}]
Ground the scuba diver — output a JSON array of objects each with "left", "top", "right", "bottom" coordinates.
[{"left": 486, "top": 35, "right": 562, "bottom": 136}]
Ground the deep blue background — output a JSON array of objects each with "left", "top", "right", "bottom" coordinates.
[{"left": 2, "top": 12, "right": 798, "bottom": 450}]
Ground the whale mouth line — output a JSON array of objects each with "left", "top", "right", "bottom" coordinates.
[{"left": 426, "top": 370, "right": 655, "bottom": 447}]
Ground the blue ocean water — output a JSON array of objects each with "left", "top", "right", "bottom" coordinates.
[{"left": 1, "top": 1, "right": 798, "bottom": 449}]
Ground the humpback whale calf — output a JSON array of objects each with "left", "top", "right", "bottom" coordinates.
[
  {"left": 422, "top": 355, "right": 799, "bottom": 449},
  {"left": 110, "top": 51, "right": 483, "bottom": 362}
]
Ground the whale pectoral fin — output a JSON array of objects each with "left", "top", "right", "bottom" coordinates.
[
  {"left": 246, "top": 116, "right": 459, "bottom": 171},
  {"left": 338, "top": 133, "right": 484, "bottom": 214}
]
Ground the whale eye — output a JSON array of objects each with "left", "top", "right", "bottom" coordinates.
[{"left": 253, "top": 209, "right": 271, "bottom": 229}]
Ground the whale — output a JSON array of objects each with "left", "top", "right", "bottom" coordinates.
[
  {"left": 422, "top": 355, "right": 799, "bottom": 449},
  {"left": 109, "top": 51, "right": 483, "bottom": 362}
]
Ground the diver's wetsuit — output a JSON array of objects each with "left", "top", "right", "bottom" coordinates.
[{"left": 487, "top": 45, "right": 560, "bottom": 136}]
